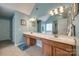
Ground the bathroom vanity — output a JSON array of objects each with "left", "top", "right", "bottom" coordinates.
[{"left": 23, "top": 32, "right": 76, "bottom": 56}]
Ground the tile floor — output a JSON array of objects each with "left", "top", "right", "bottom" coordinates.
[{"left": 0, "top": 40, "right": 43, "bottom": 56}]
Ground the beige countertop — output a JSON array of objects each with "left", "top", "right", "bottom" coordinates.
[{"left": 23, "top": 32, "right": 76, "bottom": 46}]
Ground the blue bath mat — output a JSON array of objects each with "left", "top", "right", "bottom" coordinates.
[{"left": 18, "top": 43, "right": 29, "bottom": 51}]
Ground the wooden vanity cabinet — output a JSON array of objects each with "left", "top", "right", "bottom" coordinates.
[
  {"left": 23, "top": 34, "right": 76, "bottom": 56},
  {"left": 42, "top": 39, "right": 53, "bottom": 56},
  {"left": 53, "top": 47, "right": 72, "bottom": 56},
  {"left": 42, "top": 39, "right": 76, "bottom": 56},
  {"left": 23, "top": 34, "right": 36, "bottom": 46},
  {"left": 53, "top": 41, "right": 76, "bottom": 56}
]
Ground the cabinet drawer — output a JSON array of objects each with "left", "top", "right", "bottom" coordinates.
[
  {"left": 54, "top": 47, "right": 72, "bottom": 56},
  {"left": 54, "top": 41, "right": 73, "bottom": 52},
  {"left": 42, "top": 39, "right": 50, "bottom": 44}
]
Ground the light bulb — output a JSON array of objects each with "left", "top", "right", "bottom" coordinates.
[
  {"left": 59, "top": 6, "right": 64, "bottom": 13},
  {"left": 49, "top": 10, "right": 54, "bottom": 16},
  {"left": 54, "top": 9, "right": 58, "bottom": 14}
]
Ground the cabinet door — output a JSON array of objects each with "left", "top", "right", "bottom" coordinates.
[
  {"left": 54, "top": 48, "right": 72, "bottom": 56},
  {"left": 23, "top": 35, "right": 36, "bottom": 46},
  {"left": 24, "top": 36, "right": 31, "bottom": 46},
  {"left": 42, "top": 43, "right": 53, "bottom": 56},
  {"left": 26, "top": 37, "right": 36, "bottom": 46}
]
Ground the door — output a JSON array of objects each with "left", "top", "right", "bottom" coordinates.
[{"left": 0, "top": 19, "right": 11, "bottom": 41}]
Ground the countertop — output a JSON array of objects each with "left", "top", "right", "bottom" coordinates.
[{"left": 23, "top": 32, "right": 76, "bottom": 46}]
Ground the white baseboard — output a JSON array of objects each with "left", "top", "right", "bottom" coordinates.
[{"left": 14, "top": 42, "right": 25, "bottom": 47}]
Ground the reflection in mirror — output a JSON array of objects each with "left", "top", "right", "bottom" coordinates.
[
  {"left": 53, "top": 20, "right": 58, "bottom": 35},
  {"left": 45, "top": 23, "right": 52, "bottom": 34},
  {"left": 36, "top": 3, "right": 78, "bottom": 37}
]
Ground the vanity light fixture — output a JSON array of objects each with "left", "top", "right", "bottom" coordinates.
[
  {"left": 49, "top": 6, "right": 65, "bottom": 16},
  {"left": 29, "top": 17, "right": 36, "bottom": 21}
]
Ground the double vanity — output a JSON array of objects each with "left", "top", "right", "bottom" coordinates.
[{"left": 23, "top": 32, "right": 76, "bottom": 56}]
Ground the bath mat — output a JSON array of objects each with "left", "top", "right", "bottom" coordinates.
[{"left": 18, "top": 43, "right": 29, "bottom": 51}]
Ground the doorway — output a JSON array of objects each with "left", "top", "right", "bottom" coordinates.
[{"left": 0, "top": 18, "right": 13, "bottom": 42}]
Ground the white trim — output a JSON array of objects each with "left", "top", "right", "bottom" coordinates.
[{"left": 14, "top": 42, "right": 25, "bottom": 46}]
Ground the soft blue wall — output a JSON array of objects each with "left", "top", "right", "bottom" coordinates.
[
  {"left": 12, "top": 11, "right": 29, "bottom": 46},
  {"left": 46, "top": 16, "right": 56, "bottom": 23}
]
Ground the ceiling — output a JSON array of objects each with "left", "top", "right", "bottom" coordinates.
[
  {"left": 0, "top": 3, "right": 71, "bottom": 20},
  {"left": 0, "top": 6, "right": 14, "bottom": 19},
  {"left": 0, "top": 3, "right": 35, "bottom": 19},
  {"left": 31, "top": 3, "right": 71, "bottom": 21}
]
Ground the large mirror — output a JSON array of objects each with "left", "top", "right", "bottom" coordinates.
[
  {"left": 37, "top": 3, "right": 78, "bottom": 37},
  {"left": 27, "top": 3, "right": 78, "bottom": 37}
]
